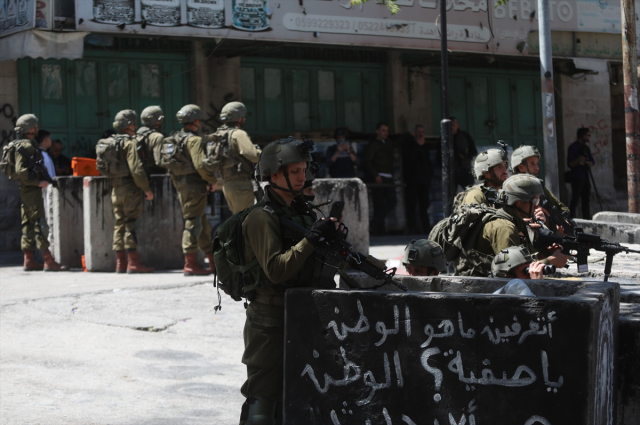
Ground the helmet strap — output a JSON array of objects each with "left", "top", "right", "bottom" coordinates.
[
  {"left": 484, "top": 169, "right": 502, "bottom": 188},
  {"left": 270, "top": 169, "right": 303, "bottom": 196}
]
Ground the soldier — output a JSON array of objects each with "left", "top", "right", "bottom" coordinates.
[
  {"left": 510, "top": 145, "right": 571, "bottom": 232},
  {"left": 491, "top": 245, "right": 546, "bottom": 280},
  {"left": 216, "top": 101, "right": 261, "bottom": 214},
  {"left": 171, "top": 104, "right": 218, "bottom": 276},
  {"left": 457, "top": 148, "right": 509, "bottom": 208},
  {"left": 402, "top": 239, "right": 447, "bottom": 277},
  {"left": 137, "top": 106, "right": 167, "bottom": 175},
  {"left": 455, "top": 175, "right": 567, "bottom": 276},
  {"left": 104, "top": 110, "right": 155, "bottom": 273},
  {"left": 12, "top": 114, "right": 67, "bottom": 271},
  {"left": 239, "top": 137, "right": 337, "bottom": 425}
]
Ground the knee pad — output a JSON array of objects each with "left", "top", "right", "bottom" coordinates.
[{"left": 246, "top": 395, "right": 276, "bottom": 425}]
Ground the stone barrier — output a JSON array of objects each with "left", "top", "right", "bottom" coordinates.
[
  {"left": 47, "top": 176, "right": 84, "bottom": 268},
  {"left": 574, "top": 219, "right": 640, "bottom": 245},
  {"left": 593, "top": 212, "right": 640, "bottom": 226},
  {"left": 83, "top": 175, "right": 185, "bottom": 272},
  {"left": 284, "top": 279, "right": 619, "bottom": 424},
  {"left": 312, "top": 178, "right": 369, "bottom": 255}
]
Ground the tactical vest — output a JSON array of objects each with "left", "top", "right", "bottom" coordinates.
[
  {"left": 452, "top": 184, "right": 500, "bottom": 210},
  {"left": 136, "top": 128, "right": 160, "bottom": 173},
  {"left": 95, "top": 134, "right": 131, "bottom": 178},
  {"left": 160, "top": 131, "right": 197, "bottom": 176},
  {"left": 203, "top": 125, "right": 255, "bottom": 180}
]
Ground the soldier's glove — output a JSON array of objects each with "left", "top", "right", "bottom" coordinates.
[{"left": 305, "top": 218, "right": 336, "bottom": 247}]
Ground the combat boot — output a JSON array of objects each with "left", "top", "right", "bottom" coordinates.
[
  {"left": 43, "top": 250, "right": 68, "bottom": 272},
  {"left": 246, "top": 395, "right": 277, "bottom": 425},
  {"left": 115, "top": 251, "right": 127, "bottom": 273},
  {"left": 206, "top": 253, "right": 215, "bottom": 274},
  {"left": 126, "top": 250, "right": 155, "bottom": 274},
  {"left": 183, "top": 253, "right": 209, "bottom": 276},
  {"left": 23, "top": 250, "right": 44, "bottom": 271}
]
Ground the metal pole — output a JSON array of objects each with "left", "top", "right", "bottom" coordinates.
[
  {"left": 621, "top": 0, "right": 640, "bottom": 213},
  {"left": 537, "top": 0, "right": 560, "bottom": 197},
  {"left": 440, "top": 0, "right": 454, "bottom": 217}
]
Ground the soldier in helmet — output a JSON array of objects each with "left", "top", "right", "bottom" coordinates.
[
  {"left": 106, "top": 110, "right": 155, "bottom": 273},
  {"left": 491, "top": 245, "right": 546, "bottom": 279},
  {"left": 239, "top": 137, "right": 337, "bottom": 425},
  {"left": 510, "top": 145, "right": 571, "bottom": 233},
  {"left": 455, "top": 174, "right": 567, "bottom": 276},
  {"left": 137, "top": 106, "right": 166, "bottom": 175},
  {"left": 458, "top": 148, "right": 509, "bottom": 208},
  {"left": 402, "top": 239, "right": 447, "bottom": 276},
  {"left": 214, "top": 101, "right": 262, "bottom": 214},
  {"left": 172, "top": 104, "right": 218, "bottom": 276},
  {"left": 11, "top": 114, "right": 67, "bottom": 271}
]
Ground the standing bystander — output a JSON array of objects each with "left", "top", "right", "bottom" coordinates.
[
  {"left": 567, "top": 128, "right": 595, "bottom": 219},
  {"left": 48, "top": 139, "right": 72, "bottom": 176},
  {"left": 402, "top": 124, "right": 432, "bottom": 234},
  {"left": 451, "top": 117, "right": 478, "bottom": 190},
  {"left": 364, "top": 122, "right": 397, "bottom": 235},
  {"left": 36, "top": 130, "right": 55, "bottom": 179},
  {"left": 325, "top": 128, "right": 357, "bottom": 178}
]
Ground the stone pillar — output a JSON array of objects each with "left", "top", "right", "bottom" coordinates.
[
  {"left": 0, "top": 60, "right": 21, "bottom": 252},
  {"left": 311, "top": 178, "right": 369, "bottom": 255},
  {"left": 46, "top": 177, "right": 84, "bottom": 268},
  {"left": 83, "top": 175, "right": 185, "bottom": 272}
]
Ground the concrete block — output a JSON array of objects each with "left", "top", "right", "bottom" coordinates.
[
  {"left": 618, "top": 303, "right": 640, "bottom": 425},
  {"left": 47, "top": 177, "right": 84, "bottom": 268},
  {"left": 574, "top": 219, "right": 640, "bottom": 245},
  {"left": 284, "top": 280, "right": 619, "bottom": 425},
  {"left": 593, "top": 212, "right": 640, "bottom": 225},
  {"left": 312, "top": 178, "right": 369, "bottom": 255},
  {"left": 83, "top": 176, "right": 185, "bottom": 272}
]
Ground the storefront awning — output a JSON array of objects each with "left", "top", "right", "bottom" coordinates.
[{"left": 0, "top": 30, "right": 88, "bottom": 62}]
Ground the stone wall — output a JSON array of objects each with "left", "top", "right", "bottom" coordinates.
[
  {"left": 559, "top": 59, "right": 616, "bottom": 217},
  {"left": 0, "top": 60, "right": 20, "bottom": 252}
]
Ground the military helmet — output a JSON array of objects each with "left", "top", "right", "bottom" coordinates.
[
  {"left": 510, "top": 145, "right": 540, "bottom": 173},
  {"left": 140, "top": 106, "right": 164, "bottom": 126},
  {"left": 498, "top": 174, "right": 544, "bottom": 205},
  {"left": 176, "top": 104, "right": 202, "bottom": 124},
  {"left": 14, "top": 114, "right": 38, "bottom": 135},
  {"left": 113, "top": 110, "right": 137, "bottom": 131},
  {"left": 255, "top": 137, "right": 314, "bottom": 182},
  {"left": 474, "top": 148, "right": 509, "bottom": 180},
  {"left": 402, "top": 239, "right": 447, "bottom": 273},
  {"left": 491, "top": 245, "right": 534, "bottom": 278},
  {"left": 220, "top": 101, "right": 246, "bottom": 123}
]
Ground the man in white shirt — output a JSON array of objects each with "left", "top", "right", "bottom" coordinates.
[{"left": 36, "top": 130, "right": 56, "bottom": 179}]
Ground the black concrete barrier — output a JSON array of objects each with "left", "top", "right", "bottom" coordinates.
[{"left": 284, "top": 283, "right": 618, "bottom": 425}]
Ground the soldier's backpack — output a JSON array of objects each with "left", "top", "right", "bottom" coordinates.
[
  {"left": 429, "top": 203, "right": 514, "bottom": 276},
  {"left": 202, "top": 127, "right": 253, "bottom": 176},
  {"left": 212, "top": 202, "right": 269, "bottom": 309},
  {"left": 95, "top": 135, "right": 131, "bottom": 178},
  {"left": 159, "top": 131, "right": 197, "bottom": 175},
  {"left": 452, "top": 184, "right": 500, "bottom": 210},
  {"left": 0, "top": 140, "right": 20, "bottom": 179}
]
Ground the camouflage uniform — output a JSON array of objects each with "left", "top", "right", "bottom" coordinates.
[{"left": 137, "top": 105, "right": 166, "bottom": 175}]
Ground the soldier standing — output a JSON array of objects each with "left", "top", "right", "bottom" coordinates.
[
  {"left": 137, "top": 106, "right": 167, "bottom": 175},
  {"left": 215, "top": 101, "right": 261, "bottom": 214},
  {"left": 11, "top": 114, "right": 67, "bottom": 271},
  {"left": 170, "top": 104, "right": 218, "bottom": 276},
  {"left": 101, "top": 110, "right": 155, "bottom": 274},
  {"left": 402, "top": 239, "right": 447, "bottom": 277},
  {"left": 238, "top": 137, "right": 336, "bottom": 425},
  {"left": 458, "top": 148, "right": 509, "bottom": 208}
]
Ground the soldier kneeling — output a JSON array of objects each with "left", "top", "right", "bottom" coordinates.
[{"left": 402, "top": 239, "right": 447, "bottom": 277}]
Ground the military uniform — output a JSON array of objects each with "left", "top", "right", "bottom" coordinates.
[
  {"left": 218, "top": 125, "right": 261, "bottom": 214},
  {"left": 459, "top": 184, "right": 499, "bottom": 208},
  {"left": 110, "top": 135, "right": 151, "bottom": 252},
  {"left": 171, "top": 130, "right": 218, "bottom": 254},
  {"left": 240, "top": 186, "right": 320, "bottom": 402},
  {"left": 543, "top": 186, "right": 569, "bottom": 213},
  {"left": 136, "top": 126, "right": 166, "bottom": 175},
  {"left": 15, "top": 138, "right": 50, "bottom": 253}
]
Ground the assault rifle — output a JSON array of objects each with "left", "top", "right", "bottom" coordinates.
[
  {"left": 279, "top": 216, "right": 409, "bottom": 292},
  {"left": 537, "top": 227, "right": 640, "bottom": 281},
  {"left": 539, "top": 195, "right": 575, "bottom": 237},
  {"left": 17, "top": 147, "right": 57, "bottom": 188}
]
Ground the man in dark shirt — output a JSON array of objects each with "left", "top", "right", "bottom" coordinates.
[
  {"left": 451, "top": 117, "right": 478, "bottom": 190},
  {"left": 364, "top": 122, "right": 397, "bottom": 235},
  {"left": 49, "top": 139, "right": 72, "bottom": 176},
  {"left": 402, "top": 124, "right": 432, "bottom": 234},
  {"left": 325, "top": 128, "right": 357, "bottom": 178},
  {"left": 567, "top": 128, "right": 595, "bottom": 219}
]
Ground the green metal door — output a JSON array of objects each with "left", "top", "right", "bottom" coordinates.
[
  {"left": 431, "top": 69, "right": 544, "bottom": 175},
  {"left": 18, "top": 51, "right": 189, "bottom": 158}
]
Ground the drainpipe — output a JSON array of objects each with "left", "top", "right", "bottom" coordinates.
[
  {"left": 440, "top": 0, "right": 454, "bottom": 217},
  {"left": 537, "top": 0, "right": 560, "bottom": 198},
  {"left": 621, "top": 0, "right": 640, "bottom": 212}
]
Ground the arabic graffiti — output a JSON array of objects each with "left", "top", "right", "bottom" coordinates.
[
  {"left": 1, "top": 103, "right": 18, "bottom": 146},
  {"left": 285, "top": 291, "right": 609, "bottom": 425}
]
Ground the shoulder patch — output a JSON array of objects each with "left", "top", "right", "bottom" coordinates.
[{"left": 263, "top": 205, "right": 276, "bottom": 215}]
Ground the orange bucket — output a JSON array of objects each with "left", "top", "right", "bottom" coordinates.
[{"left": 72, "top": 157, "right": 100, "bottom": 177}]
